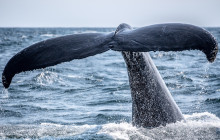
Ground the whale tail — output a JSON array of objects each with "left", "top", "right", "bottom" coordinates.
[
  {"left": 2, "top": 33, "right": 113, "bottom": 88},
  {"left": 111, "top": 23, "right": 218, "bottom": 63},
  {"left": 2, "top": 23, "right": 218, "bottom": 88}
]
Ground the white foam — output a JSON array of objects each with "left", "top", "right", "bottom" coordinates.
[
  {"left": 36, "top": 71, "right": 64, "bottom": 86},
  {"left": 0, "top": 88, "right": 9, "bottom": 99},
  {"left": 21, "top": 35, "right": 27, "bottom": 39},
  {"left": 40, "top": 34, "right": 56, "bottom": 37},
  {"left": 0, "top": 112, "right": 219, "bottom": 139},
  {"left": 99, "top": 123, "right": 151, "bottom": 140},
  {"left": 98, "top": 112, "right": 220, "bottom": 139}
]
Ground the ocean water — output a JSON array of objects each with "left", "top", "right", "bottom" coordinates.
[{"left": 0, "top": 27, "right": 220, "bottom": 140}]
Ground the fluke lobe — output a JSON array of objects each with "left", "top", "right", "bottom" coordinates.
[{"left": 2, "top": 23, "right": 218, "bottom": 127}]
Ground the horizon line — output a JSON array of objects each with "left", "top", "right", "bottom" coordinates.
[
  {"left": 0, "top": 26, "right": 220, "bottom": 28},
  {"left": 0, "top": 26, "right": 117, "bottom": 28}
]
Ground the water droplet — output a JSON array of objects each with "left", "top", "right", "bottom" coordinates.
[{"left": 1, "top": 88, "right": 9, "bottom": 98}]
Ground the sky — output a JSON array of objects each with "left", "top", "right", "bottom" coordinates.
[{"left": 0, "top": 0, "right": 220, "bottom": 27}]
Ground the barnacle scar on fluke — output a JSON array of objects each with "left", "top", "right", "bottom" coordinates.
[{"left": 2, "top": 23, "right": 218, "bottom": 127}]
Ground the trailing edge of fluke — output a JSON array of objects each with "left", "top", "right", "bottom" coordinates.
[{"left": 2, "top": 23, "right": 218, "bottom": 88}]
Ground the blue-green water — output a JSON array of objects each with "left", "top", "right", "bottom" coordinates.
[{"left": 0, "top": 27, "right": 220, "bottom": 139}]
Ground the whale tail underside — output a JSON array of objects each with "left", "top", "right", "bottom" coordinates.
[
  {"left": 2, "top": 33, "right": 113, "bottom": 88},
  {"left": 2, "top": 23, "right": 218, "bottom": 88}
]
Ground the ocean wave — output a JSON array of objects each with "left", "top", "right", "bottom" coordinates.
[
  {"left": 87, "top": 99, "right": 130, "bottom": 106},
  {"left": 1, "top": 27, "right": 220, "bottom": 140},
  {"left": 205, "top": 98, "right": 220, "bottom": 103},
  {"left": 40, "top": 34, "right": 56, "bottom": 37},
  {"left": 0, "top": 112, "right": 219, "bottom": 139},
  {"left": 0, "top": 108, "right": 22, "bottom": 117}
]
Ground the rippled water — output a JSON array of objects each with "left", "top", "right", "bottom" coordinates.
[{"left": 0, "top": 27, "right": 220, "bottom": 139}]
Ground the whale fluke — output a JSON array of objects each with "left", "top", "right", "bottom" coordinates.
[
  {"left": 2, "top": 33, "right": 113, "bottom": 88},
  {"left": 2, "top": 23, "right": 218, "bottom": 88},
  {"left": 111, "top": 23, "right": 218, "bottom": 63}
]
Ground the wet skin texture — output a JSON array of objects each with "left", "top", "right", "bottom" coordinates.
[{"left": 123, "top": 52, "right": 183, "bottom": 127}]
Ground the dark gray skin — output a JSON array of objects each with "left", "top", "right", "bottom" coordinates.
[
  {"left": 122, "top": 52, "right": 183, "bottom": 127},
  {"left": 2, "top": 23, "right": 218, "bottom": 128}
]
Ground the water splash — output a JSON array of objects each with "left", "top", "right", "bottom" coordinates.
[
  {"left": 35, "top": 71, "right": 64, "bottom": 86},
  {"left": 1, "top": 88, "right": 9, "bottom": 99},
  {"left": 0, "top": 112, "right": 219, "bottom": 139}
]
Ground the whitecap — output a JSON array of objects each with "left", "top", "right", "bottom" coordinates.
[
  {"left": 35, "top": 71, "right": 65, "bottom": 86},
  {"left": 99, "top": 112, "right": 220, "bottom": 140},
  {"left": 0, "top": 113, "right": 220, "bottom": 139},
  {"left": 40, "top": 34, "right": 55, "bottom": 37}
]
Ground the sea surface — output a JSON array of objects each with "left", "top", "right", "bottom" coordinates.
[{"left": 0, "top": 27, "right": 220, "bottom": 140}]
